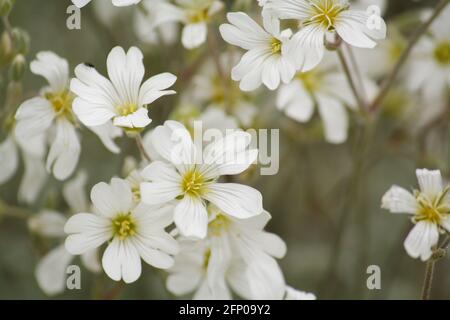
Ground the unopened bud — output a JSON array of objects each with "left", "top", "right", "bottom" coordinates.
[
  {"left": 9, "top": 53, "right": 26, "bottom": 81},
  {"left": 0, "top": 31, "right": 12, "bottom": 65},
  {"left": 11, "top": 28, "right": 30, "bottom": 55},
  {"left": 0, "top": 0, "right": 14, "bottom": 17}
]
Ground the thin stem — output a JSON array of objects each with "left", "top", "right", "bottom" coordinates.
[
  {"left": 344, "top": 43, "right": 367, "bottom": 104},
  {"left": 420, "top": 236, "right": 450, "bottom": 300},
  {"left": 337, "top": 48, "right": 366, "bottom": 112},
  {"left": 1, "top": 16, "right": 14, "bottom": 38},
  {"left": 369, "top": 0, "right": 450, "bottom": 113},
  {"left": 421, "top": 259, "right": 435, "bottom": 300},
  {"left": 135, "top": 134, "right": 151, "bottom": 162},
  {"left": 103, "top": 281, "right": 125, "bottom": 300}
]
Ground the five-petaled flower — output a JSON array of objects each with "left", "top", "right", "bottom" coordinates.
[{"left": 382, "top": 169, "right": 450, "bottom": 261}]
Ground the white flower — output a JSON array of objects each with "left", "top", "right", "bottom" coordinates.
[
  {"left": 407, "top": 6, "right": 450, "bottom": 103},
  {"left": 28, "top": 172, "right": 101, "bottom": 295},
  {"left": 263, "top": 0, "right": 386, "bottom": 71},
  {"left": 14, "top": 52, "right": 81, "bottom": 181},
  {"left": 189, "top": 52, "right": 258, "bottom": 127},
  {"left": 167, "top": 209, "right": 287, "bottom": 300},
  {"left": 140, "top": 120, "right": 262, "bottom": 239},
  {"left": 381, "top": 169, "right": 450, "bottom": 261},
  {"left": 71, "top": 0, "right": 141, "bottom": 8},
  {"left": 276, "top": 53, "right": 377, "bottom": 143},
  {"left": 14, "top": 52, "right": 122, "bottom": 181},
  {"left": 285, "top": 286, "right": 317, "bottom": 300},
  {"left": 0, "top": 134, "right": 47, "bottom": 204},
  {"left": 138, "top": 0, "right": 223, "bottom": 50},
  {"left": 134, "top": 0, "right": 179, "bottom": 46},
  {"left": 71, "top": 46, "right": 177, "bottom": 131},
  {"left": 219, "top": 12, "right": 297, "bottom": 91},
  {"left": 64, "top": 177, "right": 179, "bottom": 283}
]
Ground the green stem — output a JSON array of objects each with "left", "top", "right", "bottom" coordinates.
[
  {"left": 135, "top": 134, "right": 151, "bottom": 162},
  {"left": 337, "top": 48, "right": 366, "bottom": 113},
  {"left": 369, "top": 0, "right": 450, "bottom": 113}
]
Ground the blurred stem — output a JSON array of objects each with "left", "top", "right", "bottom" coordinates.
[
  {"left": 207, "top": 26, "right": 225, "bottom": 83},
  {"left": 135, "top": 133, "right": 151, "bottom": 162},
  {"left": 103, "top": 281, "right": 125, "bottom": 300},
  {"left": 336, "top": 48, "right": 366, "bottom": 113},
  {"left": 344, "top": 44, "right": 367, "bottom": 105},
  {"left": 1, "top": 16, "right": 13, "bottom": 38},
  {"left": 0, "top": 203, "right": 33, "bottom": 219},
  {"left": 369, "top": 0, "right": 450, "bottom": 113},
  {"left": 421, "top": 236, "right": 450, "bottom": 300}
]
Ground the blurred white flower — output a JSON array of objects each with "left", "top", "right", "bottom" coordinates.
[
  {"left": 137, "top": 0, "right": 223, "bottom": 50},
  {"left": 0, "top": 134, "right": 47, "bottom": 204},
  {"left": 285, "top": 286, "right": 317, "bottom": 300},
  {"left": 407, "top": 6, "right": 450, "bottom": 103},
  {"left": 140, "top": 120, "right": 262, "bottom": 239},
  {"left": 71, "top": 46, "right": 177, "bottom": 132},
  {"left": 263, "top": 0, "right": 386, "bottom": 71},
  {"left": 219, "top": 12, "right": 296, "bottom": 91},
  {"left": 64, "top": 177, "right": 179, "bottom": 283},
  {"left": 134, "top": 0, "right": 179, "bottom": 46},
  {"left": 71, "top": 0, "right": 141, "bottom": 8},
  {"left": 28, "top": 172, "right": 101, "bottom": 296},
  {"left": 14, "top": 52, "right": 80, "bottom": 181},
  {"left": 276, "top": 53, "right": 377, "bottom": 143},
  {"left": 382, "top": 169, "right": 450, "bottom": 261},
  {"left": 189, "top": 52, "right": 258, "bottom": 127},
  {"left": 167, "top": 209, "right": 287, "bottom": 300},
  {"left": 351, "top": 0, "right": 387, "bottom": 14}
]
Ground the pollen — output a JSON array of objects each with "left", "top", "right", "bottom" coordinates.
[
  {"left": 112, "top": 213, "right": 136, "bottom": 240},
  {"left": 116, "top": 103, "right": 138, "bottom": 117},
  {"left": 434, "top": 42, "right": 450, "bottom": 65},
  {"left": 414, "top": 188, "right": 450, "bottom": 226},
  {"left": 271, "top": 38, "right": 282, "bottom": 54},
  {"left": 306, "top": 0, "right": 349, "bottom": 30},
  {"left": 188, "top": 8, "right": 209, "bottom": 23},
  {"left": 45, "top": 90, "right": 75, "bottom": 119},
  {"left": 182, "top": 169, "right": 206, "bottom": 197}
]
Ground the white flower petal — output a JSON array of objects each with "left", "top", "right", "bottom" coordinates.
[
  {"left": 35, "top": 244, "right": 73, "bottom": 296},
  {"left": 90, "top": 178, "right": 133, "bottom": 218},
  {"left": 18, "top": 153, "right": 47, "bottom": 205},
  {"left": 30, "top": 51, "right": 69, "bottom": 93},
  {"left": 204, "top": 183, "right": 263, "bottom": 219},
  {"left": 102, "top": 238, "right": 142, "bottom": 283},
  {"left": 138, "top": 72, "right": 177, "bottom": 106},
  {"left": 15, "top": 97, "right": 55, "bottom": 153},
  {"left": 0, "top": 136, "right": 18, "bottom": 184},
  {"left": 107, "top": 46, "right": 144, "bottom": 105},
  {"left": 87, "top": 122, "right": 123, "bottom": 154},
  {"left": 28, "top": 210, "right": 67, "bottom": 238},
  {"left": 63, "top": 171, "right": 89, "bottom": 213},
  {"left": 46, "top": 118, "right": 81, "bottom": 181},
  {"left": 182, "top": 23, "right": 207, "bottom": 49},
  {"left": 381, "top": 185, "right": 418, "bottom": 214},
  {"left": 404, "top": 221, "right": 439, "bottom": 261},
  {"left": 131, "top": 235, "right": 175, "bottom": 269},
  {"left": 316, "top": 95, "right": 349, "bottom": 144},
  {"left": 81, "top": 248, "right": 102, "bottom": 273},
  {"left": 416, "top": 169, "right": 443, "bottom": 200},
  {"left": 174, "top": 196, "right": 208, "bottom": 239}
]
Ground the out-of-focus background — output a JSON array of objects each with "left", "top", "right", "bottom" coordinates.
[{"left": 1, "top": 0, "right": 449, "bottom": 299}]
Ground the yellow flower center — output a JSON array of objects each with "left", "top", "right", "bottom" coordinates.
[
  {"left": 415, "top": 188, "right": 450, "bottom": 225},
  {"left": 112, "top": 213, "right": 136, "bottom": 240},
  {"left": 181, "top": 169, "right": 206, "bottom": 197},
  {"left": 188, "top": 8, "right": 209, "bottom": 23},
  {"left": 208, "top": 214, "right": 230, "bottom": 236},
  {"left": 45, "top": 90, "right": 75, "bottom": 121},
  {"left": 116, "top": 103, "right": 138, "bottom": 117},
  {"left": 271, "top": 38, "right": 282, "bottom": 54},
  {"left": 306, "top": 0, "right": 349, "bottom": 30},
  {"left": 434, "top": 42, "right": 450, "bottom": 65},
  {"left": 297, "top": 70, "right": 323, "bottom": 92}
]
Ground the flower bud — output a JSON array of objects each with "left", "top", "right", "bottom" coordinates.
[
  {"left": 0, "top": 0, "right": 14, "bottom": 17},
  {"left": 0, "top": 31, "right": 12, "bottom": 65},
  {"left": 9, "top": 53, "right": 26, "bottom": 81},
  {"left": 11, "top": 27, "right": 30, "bottom": 55}
]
